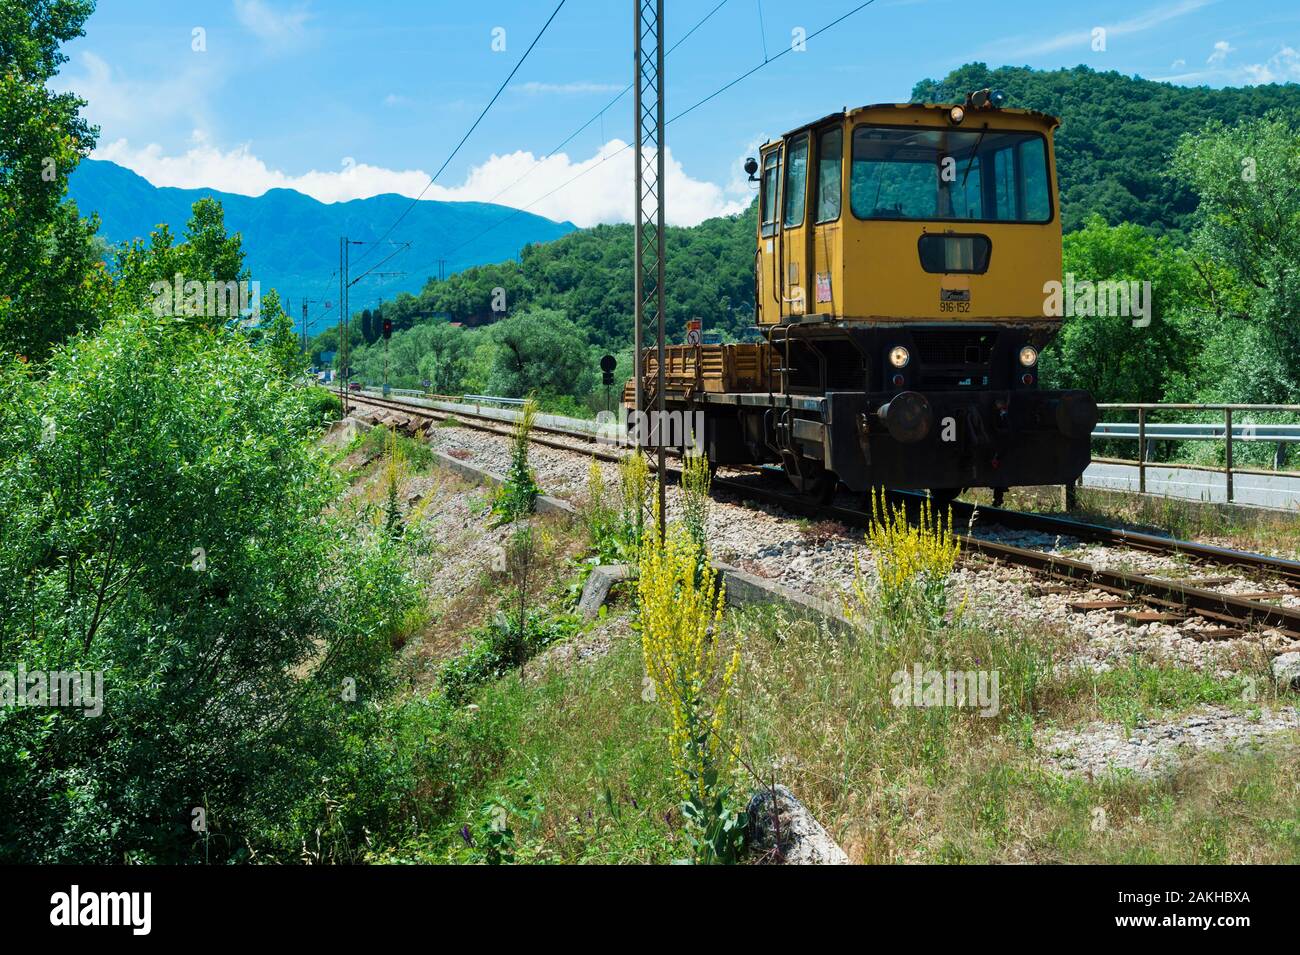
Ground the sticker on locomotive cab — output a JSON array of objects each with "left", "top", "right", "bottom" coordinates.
[
  {"left": 939, "top": 288, "right": 971, "bottom": 313},
  {"left": 815, "top": 272, "right": 832, "bottom": 304}
]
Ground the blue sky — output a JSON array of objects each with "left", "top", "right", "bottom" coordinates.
[{"left": 53, "top": 0, "right": 1300, "bottom": 226}]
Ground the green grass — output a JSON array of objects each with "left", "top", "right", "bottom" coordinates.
[
  {"left": 369, "top": 595, "right": 1299, "bottom": 864},
  {"left": 372, "top": 634, "right": 683, "bottom": 864},
  {"left": 333, "top": 423, "right": 434, "bottom": 473},
  {"left": 357, "top": 457, "right": 1300, "bottom": 865},
  {"left": 1084, "top": 661, "right": 1258, "bottom": 732}
]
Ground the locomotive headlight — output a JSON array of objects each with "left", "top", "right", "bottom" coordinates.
[
  {"left": 1018, "top": 345, "right": 1038, "bottom": 367},
  {"left": 948, "top": 105, "right": 965, "bottom": 125},
  {"left": 889, "top": 345, "right": 911, "bottom": 369}
]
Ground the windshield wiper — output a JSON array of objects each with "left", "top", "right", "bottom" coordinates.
[{"left": 961, "top": 123, "right": 988, "bottom": 187}]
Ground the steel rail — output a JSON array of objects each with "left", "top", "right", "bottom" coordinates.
[
  {"left": 346, "top": 392, "right": 1300, "bottom": 641},
  {"left": 945, "top": 498, "right": 1300, "bottom": 587}
]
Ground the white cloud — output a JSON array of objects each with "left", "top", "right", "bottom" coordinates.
[
  {"left": 95, "top": 133, "right": 430, "bottom": 204},
  {"left": 1151, "top": 45, "right": 1300, "bottom": 85},
  {"left": 511, "top": 81, "right": 624, "bottom": 95},
  {"left": 1171, "top": 58, "right": 1186, "bottom": 68},
  {"left": 987, "top": 0, "right": 1216, "bottom": 58},
  {"left": 1207, "top": 40, "right": 1233, "bottom": 65},
  {"left": 427, "top": 141, "right": 749, "bottom": 226},
  {"left": 233, "top": 0, "right": 311, "bottom": 45},
  {"left": 92, "top": 137, "right": 749, "bottom": 227},
  {"left": 1241, "top": 46, "right": 1300, "bottom": 84},
  {"left": 50, "top": 51, "right": 223, "bottom": 145}
]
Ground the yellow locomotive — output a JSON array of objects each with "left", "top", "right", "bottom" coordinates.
[{"left": 630, "top": 90, "right": 1098, "bottom": 502}]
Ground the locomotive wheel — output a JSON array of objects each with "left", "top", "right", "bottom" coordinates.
[
  {"left": 926, "top": 487, "right": 964, "bottom": 517},
  {"left": 783, "top": 460, "right": 838, "bottom": 504}
]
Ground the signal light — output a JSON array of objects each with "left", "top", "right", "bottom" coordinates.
[
  {"left": 382, "top": 318, "right": 393, "bottom": 340},
  {"left": 1022, "top": 373, "right": 1035, "bottom": 386},
  {"left": 892, "top": 374, "right": 905, "bottom": 388}
]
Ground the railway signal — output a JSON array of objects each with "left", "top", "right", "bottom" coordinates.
[{"left": 600, "top": 354, "right": 617, "bottom": 414}]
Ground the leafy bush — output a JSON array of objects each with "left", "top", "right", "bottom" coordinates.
[
  {"left": 439, "top": 610, "right": 581, "bottom": 706},
  {"left": 0, "top": 315, "right": 422, "bottom": 863},
  {"left": 619, "top": 451, "right": 650, "bottom": 556},
  {"left": 581, "top": 457, "right": 619, "bottom": 557},
  {"left": 302, "top": 386, "right": 343, "bottom": 426}
]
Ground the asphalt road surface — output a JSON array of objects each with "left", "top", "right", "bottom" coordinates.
[{"left": 1083, "top": 462, "right": 1300, "bottom": 511}]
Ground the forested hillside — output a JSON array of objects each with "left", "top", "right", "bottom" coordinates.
[
  {"left": 347, "top": 209, "right": 757, "bottom": 352},
  {"left": 912, "top": 64, "right": 1300, "bottom": 235}
]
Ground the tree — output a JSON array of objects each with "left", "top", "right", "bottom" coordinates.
[
  {"left": 415, "top": 323, "right": 474, "bottom": 394},
  {"left": 487, "top": 309, "right": 594, "bottom": 400},
  {"left": 1169, "top": 112, "right": 1300, "bottom": 403},
  {"left": 0, "top": 315, "right": 420, "bottom": 862},
  {"left": 114, "top": 198, "right": 252, "bottom": 327},
  {"left": 0, "top": 0, "right": 108, "bottom": 360},
  {"left": 251, "top": 289, "right": 304, "bottom": 379},
  {"left": 1041, "top": 216, "right": 1202, "bottom": 403}
]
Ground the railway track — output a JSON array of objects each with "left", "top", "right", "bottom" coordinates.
[{"left": 345, "top": 390, "right": 1300, "bottom": 645}]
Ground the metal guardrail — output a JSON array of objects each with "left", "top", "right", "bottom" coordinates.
[
  {"left": 1094, "top": 423, "right": 1300, "bottom": 442},
  {"left": 462, "top": 394, "right": 527, "bottom": 407},
  {"left": 1092, "top": 403, "right": 1300, "bottom": 501}
]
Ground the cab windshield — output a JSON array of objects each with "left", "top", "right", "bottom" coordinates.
[{"left": 850, "top": 124, "right": 1051, "bottom": 223}]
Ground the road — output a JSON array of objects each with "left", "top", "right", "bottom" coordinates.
[{"left": 1083, "top": 462, "right": 1300, "bottom": 511}]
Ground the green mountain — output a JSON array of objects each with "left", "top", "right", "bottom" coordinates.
[
  {"left": 67, "top": 159, "right": 576, "bottom": 336},
  {"left": 911, "top": 64, "right": 1300, "bottom": 234}
]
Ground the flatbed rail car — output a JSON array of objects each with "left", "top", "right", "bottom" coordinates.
[{"left": 628, "top": 90, "right": 1098, "bottom": 501}]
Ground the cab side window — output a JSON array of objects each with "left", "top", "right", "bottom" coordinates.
[
  {"left": 814, "top": 127, "right": 842, "bottom": 223},
  {"left": 760, "top": 149, "right": 781, "bottom": 237},
  {"left": 783, "top": 134, "right": 809, "bottom": 228}
]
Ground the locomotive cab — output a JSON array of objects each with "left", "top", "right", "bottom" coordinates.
[{"left": 630, "top": 91, "right": 1098, "bottom": 501}]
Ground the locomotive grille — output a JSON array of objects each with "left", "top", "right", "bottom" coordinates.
[
  {"left": 823, "top": 346, "right": 866, "bottom": 389},
  {"left": 913, "top": 330, "right": 994, "bottom": 367}
]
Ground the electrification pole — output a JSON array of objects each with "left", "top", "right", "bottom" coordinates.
[
  {"left": 635, "top": 0, "right": 667, "bottom": 535},
  {"left": 338, "top": 237, "right": 346, "bottom": 414}
]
